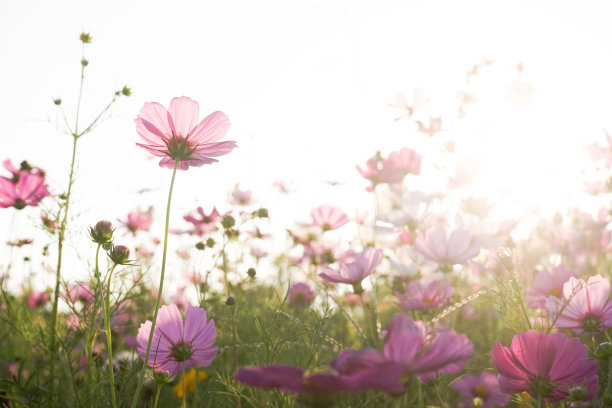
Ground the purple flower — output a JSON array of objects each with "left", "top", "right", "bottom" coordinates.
[
  {"left": 288, "top": 283, "right": 314, "bottom": 308},
  {"left": 395, "top": 279, "right": 454, "bottom": 311},
  {"left": 319, "top": 247, "right": 382, "bottom": 286},
  {"left": 451, "top": 371, "right": 508, "bottom": 408}
]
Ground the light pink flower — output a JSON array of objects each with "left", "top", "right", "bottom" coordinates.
[
  {"left": 548, "top": 274, "right": 612, "bottom": 335},
  {"left": 120, "top": 207, "right": 153, "bottom": 236},
  {"left": 383, "top": 314, "right": 473, "bottom": 381},
  {"left": 491, "top": 330, "right": 599, "bottom": 402},
  {"left": 0, "top": 168, "right": 48, "bottom": 210},
  {"left": 451, "top": 371, "right": 508, "bottom": 408},
  {"left": 357, "top": 148, "right": 422, "bottom": 189},
  {"left": 288, "top": 283, "right": 314, "bottom": 308},
  {"left": 320, "top": 247, "right": 383, "bottom": 286},
  {"left": 137, "top": 304, "right": 217, "bottom": 376},
  {"left": 311, "top": 204, "right": 349, "bottom": 231},
  {"left": 183, "top": 207, "right": 222, "bottom": 236},
  {"left": 526, "top": 265, "right": 573, "bottom": 310},
  {"left": 135, "top": 96, "right": 237, "bottom": 170},
  {"left": 389, "top": 90, "right": 428, "bottom": 120},
  {"left": 231, "top": 188, "right": 252, "bottom": 205},
  {"left": 415, "top": 117, "right": 443, "bottom": 137},
  {"left": 395, "top": 280, "right": 454, "bottom": 311},
  {"left": 414, "top": 226, "right": 481, "bottom": 267}
]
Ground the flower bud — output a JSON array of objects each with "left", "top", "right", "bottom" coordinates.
[
  {"left": 247, "top": 268, "right": 256, "bottom": 278},
  {"left": 81, "top": 59, "right": 89, "bottom": 67},
  {"left": 89, "top": 220, "right": 114, "bottom": 245},
  {"left": 206, "top": 237, "right": 215, "bottom": 248},
  {"left": 151, "top": 369, "right": 175, "bottom": 385},
  {"left": 256, "top": 208, "right": 269, "bottom": 218},
  {"left": 225, "top": 296, "right": 235, "bottom": 306},
  {"left": 221, "top": 215, "right": 235, "bottom": 229},
  {"left": 121, "top": 86, "right": 132, "bottom": 97},
  {"left": 195, "top": 241, "right": 206, "bottom": 251},
  {"left": 53, "top": 98, "right": 62, "bottom": 105},
  {"left": 109, "top": 245, "right": 130, "bottom": 265},
  {"left": 79, "top": 33, "right": 92, "bottom": 43},
  {"left": 568, "top": 385, "right": 588, "bottom": 401}
]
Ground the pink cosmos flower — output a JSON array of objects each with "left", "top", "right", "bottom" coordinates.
[
  {"left": 119, "top": 207, "right": 153, "bottom": 236},
  {"left": 451, "top": 371, "right": 508, "bottom": 408},
  {"left": 357, "top": 148, "right": 422, "bottom": 189},
  {"left": 135, "top": 96, "right": 237, "bottom": 170},
  {"left": 395, "top": 280, "right": 454, "bottom": 311},
  {"left": 0, "top": 167, "right": 48, "bottom": 210},
  {"left": 491, "top": 330, "right": 599, "bottom": 402},
  {"left": 389, "top": 89, "right": 428, "bottom": 120},
  {"left": 415, "top": 117, "right": 443, "bottom": 137},
  {"left": 319, "top": 247, "right": 383, "bottom": 286},
  {"left": 66, "top": 282, "right": 94, "bottom": 305},
  {"left": 414, "top": 226, "right": 481, "bottom": 267},
  {"left": 137, "top": 304, "right": 217, "bottom": 376},
  {"left": 183, "top": 207, "right": 222, "bottom": 236},
  {"left": 231, "top": 188, "right": 252, "bottom": 205},
  {"left": 526, "top": 265, "right": 573, "bottom": 310},
  {"left": 383, "top": 314, "right": 473, "bottom": 382},
  {"left": 288, "top": 283, "right": 314, "bottom": 308},
  {"left": 548, "top": 274, "right": 612, "bottom": 335},
  {"left": 311, "top": 204, "right": 349, "bottom": 231},
  {"left": 27, "top": 291, "right": 49, "bottom": 309}
]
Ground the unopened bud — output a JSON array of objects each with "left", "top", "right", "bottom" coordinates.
[
  {"left": 89, "top": 220, "right": 114, "bottom": 245},
  {"left": 247, "top": 268, "right": 256, "bottom": 278},
  {"left": 256, "top": 208, "right": 269, "bottom": 218},
  {"left": 225, "top": 296, "right": 235, "bottom": 306},
  {"left": 206, "top": 237, "right": 215, "bottom": 248},
  {"left": 121, "top": 86, "right": 132, "bottom": 96},
  {"left": 195, "top": 241, "right": 206, "bottom": 251},
  {"left": 81, "top": 59, "right": 89, "bottom": 67},
  {"left": 109, "top": 245, "right": 130, "bottom": 265},
  {"left": 53, "top": 98, "right": 62, "bottom": 105},
  {"left": 568, "top": 385, "right": 587, "bottom": 401},
  {"left": 221, "top": 215, "right": 235, "bottom": 229},
  {"left": 79, "top": 33, "right": 92, "bottom": 43}
]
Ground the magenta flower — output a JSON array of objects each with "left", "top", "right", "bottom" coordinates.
[
  {"left": 0, "top": 164, "right": 48, "bottom": 210},
  {"left": 395, "top": 279, "right": 454, "bottom": 311},
  {"left": 526, "top": 265, "right": 573, "bottom": 310},
  {"left": 491, "top": 330, "right": 598, "bottom": 402},
  {"left": 548, "top": 274, "right": 612, "bottom": 335},
  {"left": 357, "top": 147, "right": 422, "bottom": 189},
  {"left": 136, "top": 304, "right": 217, "bottom": 376},
  {"left": 27, "top": 291, "right": 49, "bottom": 309},
  {"left": 288, "top": 283, "right": 314, "bottom": 308},
  {"left": 451, "top": 371, "right": 508, "bottom": 408},
  {"left": 119, "top": 207, "right": 153, "bottom": 236},
  {"left": 311, "top": 204, "right": 349, "bottom": 231},
  {"left": 319, "top": 247, "right": 383, "bottom": 286},
  {"left": 183, "top": 207, "right": 222, "bottom": 236},
  {"left": 135, "top": 96, "right": 237, "bottom": 170},
  {"left": 414, "top": 226, "right": 481, "bottom": 267},
  {"left": 383, "top": 314, "right": 473, "bottom": 382}
]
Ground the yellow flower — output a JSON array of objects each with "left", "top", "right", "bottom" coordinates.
[{"left": 172, "top": 368, "right": 207, "bottom": 399}]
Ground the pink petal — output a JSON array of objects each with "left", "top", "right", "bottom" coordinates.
[
  {"left": 168, "top": 96, "right": 200, "bottom": 138},
  {"left": 189, "top": 111, "right": 231, "bottom": 144}
]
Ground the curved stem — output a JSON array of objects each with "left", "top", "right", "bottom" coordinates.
[{"left": 130, "top": 161, "right": 179, "bottom": 408}]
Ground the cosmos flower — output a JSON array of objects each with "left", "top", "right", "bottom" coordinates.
[
  {"left": 415, "top": 117, "right": 443, "bottom": 137},
  {"left": 0, "top": 169, "right": 48, "bottom": 210},
  {"left": 311, "top": 204, "right": 349, "bottom": 231},
  {"left": 231, "top": 188, "right": 252, "bottom": 206},
  {"left": 137, "top": 304, "right": 217, "bottom": 376},
  {"left": 548, "top": 274, "right": 612, "bottom": 335},
  {"left": 357, "top": 148, "right": 422, "bottom": 189},
  {"left": 526, "top": 265, "right": 573, "bottom": 310},
  {"left": 319, "top": 247, "right": 383, "bottom": 287},
  {"left": 395, "top": 279, "right": 454, "bottom": 311},
  {"left": 414, "top": 226, "right": 481, "bottom": 268},
  {"left": 182, "top": 207, "right": 222, "bottom": 236},
  {"left": 491, "top": 330, "right": 598, "bottom": 402},
  {"left": 119, "top": 207, "right": 153, "bottom": 236},
  {"left": 135, "top": 96, "right": 237, "bottom": 170},
  {"left": 450, "top": 371, "right": 508, "bottom": 408},
  {"left": 288, "top": 283, "right": 314, "bottom": 308},
  {"left": 27, "top": 291, "right": 49, "bottom": 309}
]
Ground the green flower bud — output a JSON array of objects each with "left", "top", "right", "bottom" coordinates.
[
  {"left": 121, "top": 86, "right": 132, "bottom": 96},
  {"left": 53, "top": 98, "right": 62, "bottom": 105},
  {"left": 195, "top": 241, "right": 206, "bottom": 251},
  {"left": 225, "top": 296, "right": 235, "bottom": 306},
  {"left": 81, "top": 59, "right": 89, "bottom": 67},
  {"left": 221, "top": 215, "right": 235, "bottom": 229},
  {"left": 247, "top": 268, "right": 256, "bottom": 278},
  {"left": 89, "top": 220, "right": 114, "bottom": 245},
  {"left": 109, "top": 245, "right": 130, "bottom": 265},
  {"left": 79, "top": 33, "right": 92, "bottom": 43},
  {"left": 206, "top": 237, "right": 215, "bottom": 248}
]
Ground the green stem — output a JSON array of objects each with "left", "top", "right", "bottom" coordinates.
[
  {"left": 182, "top": 361, "right": 186, "bottom": 408},
  {"left": 222, "top": 236, "right": 242, "bottom": 408},
  {"left": 86, "top": 244, "right": 103, "bottom": 399},
  {"left": 153, "top": 384, "right": 162, "bottom": 408},
  {"left": 104, "top": 263, "right": 118, "bottom": 407},
  {"left": 130, "top": 161, "right": 179, "bottom": 408}
]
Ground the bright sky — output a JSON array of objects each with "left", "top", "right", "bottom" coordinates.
[{"left": 2, "top": 0, "right": 612, "bottom": 289}]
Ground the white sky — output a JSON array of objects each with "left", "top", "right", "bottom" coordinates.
[{"left": 2, "top": 0, "right": 612, "bottom": 290}]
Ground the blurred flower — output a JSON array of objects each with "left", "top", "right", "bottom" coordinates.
[
  {"left": 585, "top": 129, "right": 612, "bottom": 169},
  {"left": 357, "top": 148, "right": 422, "bottom": 190},
  {"left": 0, "top": 163, "right": 49, "bottom": 210},
  {"left": 548, "top": 274, "right": 612, "bottom": 335},
  {"left": 183, "top": 207, "right": 222, "bottom": 236},
  {"left": 137, "top": 304, "right": 217, "bottom": 376},
  {"left": 526, "top": 265, "right": 573, "bottom": 310},
  {"left": 311, "top": 204, "right": 349, "bottom": 231},
  {"left": 173, "top": 368, "right": 207, "bottom": 398},
  {"left": 288, "top": 283, "right": 314, "bottom": 308},
  {"left": 66, "top": 282, "right": 94, "bottom": 305},
  {"left": 414, "top": 226, "right": 481, "bottom": 268},
  {"left": 231, "top": 188, "right": 252, "bottom": 205},
  {"left": 395, "top": 280, "right": 454, "bottom": 311},
  {"left": 119, "top": 207, "right": 153, "bottom": 236},
  {"left": 27, "top": 291, "right": 49, "bottom": 309},
  {"left": 250, "top": 246, "right": 267, "bottom": 260},
  {"left": 415, "top": 117, "right": 442, "bottom": 137},
  {"left": 389, "top": 89, "right": 428, "bottom": 120},
  {"left": 491, "top": 330, "right": 598, "bottom": 402},
  {"left": 135, "top": 96, "right": 237, "bottom": 170},
  {"left": 320, "top": 247, "right": 383, "bottom": 287},
  {"left": 451, "top": 371, "right": 508, "bottom": 408}
]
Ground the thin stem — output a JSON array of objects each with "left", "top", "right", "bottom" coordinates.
[
  {"left": 103, "top": 263, "right": 118, "bottom": 407},
  {"left": 182, "top": 361, "right": 186, "bottom": 408},
  {"left": 74, "top": 42, "right": 86, "bottom": 134},
  {"left": 86, "top": 244, "right": 103, "bottom": 399},
  {"left": 152, "top": 384, "right": 162, "bottom": 408},
  {"left": 130, "top": 161, "right": 179, "bottom": 408}
]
